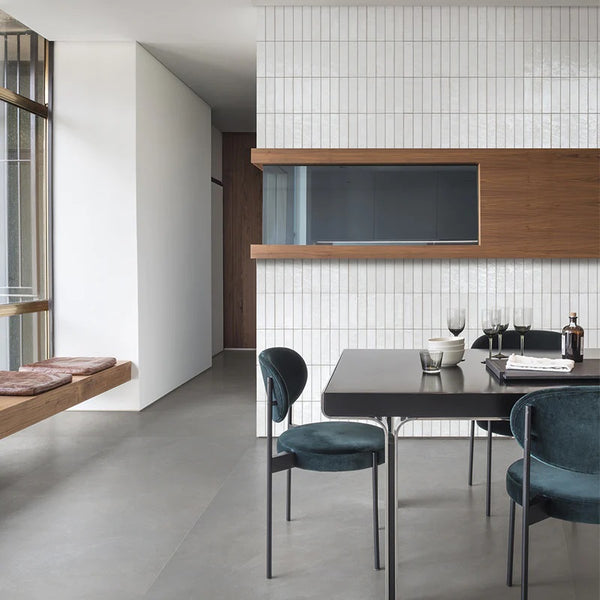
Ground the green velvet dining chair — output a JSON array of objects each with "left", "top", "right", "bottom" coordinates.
[
  {"left": 259, "top": 347, "right": 385, "bottom": 579},
  {"left": 469, "top": 330, "right": 561, "bottom": 515},
  {"left": 505, "top": 386, "right": 600, "bottom": 600}
]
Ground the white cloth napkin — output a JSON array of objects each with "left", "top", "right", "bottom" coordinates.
[{"left": 506, "top": 354, "right": 575, "bottom": 372}]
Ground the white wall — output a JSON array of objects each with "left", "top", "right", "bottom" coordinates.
[
  {"left": 53, "top": 42, "right": 140, "bottom": 410},
  {"left": 136, "top": 45, "right": 212, "bottom": 409},
  {"left": 211, "top": 126, "right": 224, "bottom": 356},
  {"left": 54, "top": 42, "right": 213, "bottom": 410},
  {"left": 255, "top": 6, "right": 600, "bottom": 437}
]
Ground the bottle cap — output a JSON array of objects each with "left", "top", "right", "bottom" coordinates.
[{"left": 569, "top": 311, "right": 577, "bottom": 317}]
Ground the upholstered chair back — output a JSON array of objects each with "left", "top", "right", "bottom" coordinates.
[
  {"left": 510, "top": 386, "right": 600, "bottom": 474},
  {"left": 259, "top": 347, "right": 308, "bottom": 423}
]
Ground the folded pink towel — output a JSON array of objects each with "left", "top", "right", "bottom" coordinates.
[
  {"left": 19, "top": 357, "right": 117, "bottom": 376},
  {"left": 0, "top": 371, "right": 72, "bottom": 396}
]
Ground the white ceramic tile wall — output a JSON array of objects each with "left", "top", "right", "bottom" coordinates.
[
  {"left": 256, "top": 259, "right": 600, "bottom": 436},
  {"left": 257, "top": 6, "right": 599, "bottom": 149},
  {"left": 255, "top": 6, "right": 600, "bottom": 437}
]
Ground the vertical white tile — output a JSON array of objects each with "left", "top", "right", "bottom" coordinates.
[{"left": 253, "top": 3, "right": 599, "bottom": 438}]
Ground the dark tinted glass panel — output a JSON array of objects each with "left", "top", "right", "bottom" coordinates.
[{"left": 263, "top": 164, "right": 479, "bottom": 245}]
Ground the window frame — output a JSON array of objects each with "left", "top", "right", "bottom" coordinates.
[{"left": 0, "top": 27, "right": 52, "bottom": 365}]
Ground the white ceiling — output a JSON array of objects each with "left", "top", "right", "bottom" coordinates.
[
  {"left": 0, "top": 1, "right": 596, "bottom": 131},
  {"left": 0, "top": 0, "right": 258, "bottom": 131}
]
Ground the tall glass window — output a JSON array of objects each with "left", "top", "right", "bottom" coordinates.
[{"left": 0, "top": 11, "right": 50, "bottom": 370}]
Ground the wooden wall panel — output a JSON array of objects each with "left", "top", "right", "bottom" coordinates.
[
  {"left": 223, "top": 133, "right": 262, "bottom": 348},
  {"left": 250, "top": 149, "right": 599, "bottom": 259}
]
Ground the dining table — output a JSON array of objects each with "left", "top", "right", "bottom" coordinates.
[{"left": 321, "top": 347, "right": 600, "bottom": 600}]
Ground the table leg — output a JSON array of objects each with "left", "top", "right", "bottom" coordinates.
[
  {"left": 383, "top": 417, "right": 416, "bottom": 600},
  {"left": 383, "top": 417, "right": 396, "bottom": 600}
]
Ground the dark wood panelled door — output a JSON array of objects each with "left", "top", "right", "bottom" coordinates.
[{"left": 222, "top": 133, "right": 262, "bottom": 348}]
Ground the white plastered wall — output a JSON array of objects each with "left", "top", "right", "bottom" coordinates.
[
  {"left": 135, "top": 45, "right": 212, "bottom": 408},
  {"left": 53, "top": 42, "right": 213, "bottom": 410}
]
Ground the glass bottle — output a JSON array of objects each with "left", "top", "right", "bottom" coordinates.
[{"left": 561, "top": 312, "right": 584, "bottom": 362}]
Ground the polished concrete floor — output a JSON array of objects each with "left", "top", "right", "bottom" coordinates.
[{"left": 0, "top": 351, "right": 597, "bottom": 600}]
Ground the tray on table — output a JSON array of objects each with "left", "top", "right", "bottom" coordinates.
[{"left": 486, "top": 358, "right": 600, "bottom": 384}]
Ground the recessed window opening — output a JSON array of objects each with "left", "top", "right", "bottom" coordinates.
[{"left": 263, "top": 164, "right": 479, "bottom": 246}]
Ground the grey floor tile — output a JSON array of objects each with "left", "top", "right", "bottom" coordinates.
[{"left": 0, "top": 351, "right": 597, "bottom": 600}]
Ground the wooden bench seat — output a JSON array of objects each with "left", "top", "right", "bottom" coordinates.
[{"left": 0, "top": 360, "right": 132, "bottom": 440}]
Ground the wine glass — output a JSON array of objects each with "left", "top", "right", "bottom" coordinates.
[
  {"left": 514, "top": 308, "right": 533, "bottom": 356},
  {"left": 447, "top": 308, "right": 466, "bottom": 337},
  {"left": 492, "top": 308, "right": 510, "bottom": 359},
  {"left": 481, "top": 308, "right": 500, "bottom": 363}
]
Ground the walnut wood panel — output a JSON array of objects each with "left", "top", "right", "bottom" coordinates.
[
  {"left": 0, "top": 361, "right": 132, "bottom": 440},
  {"left": 223, "top": 133, "right": 262, "bottom": 347},
  {"left": 250, "top": 149, "right": 599, "bottom": 259}
]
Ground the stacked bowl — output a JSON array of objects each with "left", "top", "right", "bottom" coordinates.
[{"left": 427, "top": 337, "right": 465, "bottom": 367}]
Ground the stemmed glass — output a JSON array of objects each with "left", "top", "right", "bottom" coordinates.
[
  {"left": 481, "top": 308, "right": 500, "bottom": 363},
  {"left": 492, "top": 308, "right": 510, "bottom": 359},
  {"left": 514, "top": 308, "right": 533, "bottom": 356},
  {"left": 447, "top": 308, "right": 466, "bottom": 337}
]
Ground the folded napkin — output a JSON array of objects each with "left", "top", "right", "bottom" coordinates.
[{"left": 506, "top": 354, "right": 575, "bottom": 372}]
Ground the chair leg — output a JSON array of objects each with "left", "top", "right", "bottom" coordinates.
[
  {"left": 521, "top": 504, "right": 529, "bottom": 600},
  {"left": 507, "top": 499, "right": 515, "bottom": 586},
  {"left": 468, "top": 420, "right": 475, "bottom": 486},
  {"left": 486, "top": 422, "right": 492, "bottom": 517},
  {"left": 521, "top": 404, "right": 532, "bottom": 600},
  {"left": 266, "top": 376, "right": 274, "bottom": 580},
  {"left": 372, "top": 452, "right": 381, "bottom": 570},
  {"left": 267, "top": 459, "right": 272, "bottom": 579},
  {"left": 286, "top": 469, "right": 292, "bottom": 522}
]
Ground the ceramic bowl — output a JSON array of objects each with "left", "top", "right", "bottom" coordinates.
[
  {"left": 438, "top": 348, "right": 465, "bottom": 367},
  {"left": 427, "top": 337, "right": 465, "bottom": 350}
]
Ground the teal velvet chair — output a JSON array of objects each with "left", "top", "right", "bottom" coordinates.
[
  {"left": 505, "top": 386, "right": 600, "bottom": 600},
  {"left": 259, "top": 347, "right": 385, "bottom": 579},
  {"left": 469, "top": 330, "right": 561, "bottom": 516}
]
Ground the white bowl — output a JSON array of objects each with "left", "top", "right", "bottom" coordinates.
[
  {"left": 428, "top": 337, "right": 465, "bottom": 350},
  {"left": 428, "top": 337, "right": 465, "bottom": 344},
  {"left": 428, "top": 341, "right": 465, "bottom": 350},
  {"left": 439, "top": 348, "right": 465, "bottom": 367}
]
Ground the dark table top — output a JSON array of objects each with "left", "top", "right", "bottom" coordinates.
[{"left": 322, "top": 348, "right": 600, "bottom": 419}]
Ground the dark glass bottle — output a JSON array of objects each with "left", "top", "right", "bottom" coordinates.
[{"left": 561, "top": 312, "right": 584, "bottom": 362}]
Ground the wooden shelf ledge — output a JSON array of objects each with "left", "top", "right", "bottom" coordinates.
[
  {"left": 250, "top": 148, "right": 600, "bottom": 260},
  {"left": 0, "top": 360, "right": 132, "bottom": 440},
  {"left": 249, "top": 244, "right": 599, "bottom": 260}
]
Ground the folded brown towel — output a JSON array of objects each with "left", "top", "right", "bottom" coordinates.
[
  {"left": 19, "top": 357, "right": 117, "bottom": 376},
  {"left": 0, "top": 371, "right": 72, "bottom": 396}
]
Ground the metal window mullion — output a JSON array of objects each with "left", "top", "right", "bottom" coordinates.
[
  {"left": 16, "top": 97, "right": 22, "bottom": 291},
  {"left": 3, "top": 34, "right": 7, "bottom": 89},
  {"left": 15, "top": 33, "right": 20, "bottom": 97},
  {"left": 2, "top": 57, "right": 7, "bottom": 297},
  {"left": 45, "top": 40, "right": 52, "bottom": 357},
  {"left": 30, "top": 33, "right": 39, "bottom": 300},
  {"left": 16, "top": 60, "right": 24, "bottom": 363}
]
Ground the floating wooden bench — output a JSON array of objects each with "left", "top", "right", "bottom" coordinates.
[{"left": 0, "top": 360, "right": 132, "bottom": 440}]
